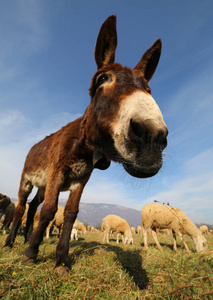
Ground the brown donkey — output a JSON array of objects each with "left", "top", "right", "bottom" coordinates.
[{"left": 5, "top": 15, "right": 168, "bottom": 274}]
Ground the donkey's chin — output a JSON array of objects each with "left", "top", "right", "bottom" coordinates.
[{"left": 122, "top": 160, "right": 162, "bottom": 178}]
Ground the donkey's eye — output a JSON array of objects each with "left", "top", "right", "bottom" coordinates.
[{"left": 97, "top": 74, "right": 108, "bottom": 87}]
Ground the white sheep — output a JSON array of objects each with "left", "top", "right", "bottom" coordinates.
[
  {"left": 78, "top": 222, "right": 87, "bottom": 235},
  {"left": 70, "top": 228, "right": 78, "bottom": 241},
  {"left": 71, "top": 219, "right": 79, "bottom": 241},
  {"left": 141, "top": 203, "right": 208, "bottom": 253},
  {"left": 46, "top": 205, "right": 64, "bottom": 239},
  {"left": 136, "top": 225, "right": 142, "bottom": 234},
  {"left": 131, "top": 226, "right": 136, "bottom": 235},
  {"left": 101, "top": 214, "right": 133, "bottom": 245},
  {"left": 199, "top": 225, "right": 209, "bottom": 234}
]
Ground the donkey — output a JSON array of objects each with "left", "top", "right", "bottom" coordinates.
[{"left": 5, "top": 15, "right": 168, "bottom": 274}]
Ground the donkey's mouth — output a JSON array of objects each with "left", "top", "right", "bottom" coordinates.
[{"left": 122, "top": 158, "right": 162, "bottom": 178}]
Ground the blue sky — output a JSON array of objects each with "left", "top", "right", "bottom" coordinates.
[{"left": 0, "top": 1, "right": 213, "bottom": 224}]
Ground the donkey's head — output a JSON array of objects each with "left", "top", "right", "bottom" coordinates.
[{"left": 85, "top": 15, "right": 168, "bottom": 178}]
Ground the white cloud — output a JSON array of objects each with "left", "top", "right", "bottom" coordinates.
[
  {"left": 0, "top": 111, "right": 81, "bottom": 198},
  {"left": 82, "top": 174, "right": 131, "bottom": 206},
  {"left": 184, "top": 148, "right": 213, "bottom": 175},
  {"left": 0, "top": 110, "right": 26, "bottom": 131}
]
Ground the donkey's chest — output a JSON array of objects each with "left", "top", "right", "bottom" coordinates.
[
  {"left": 68, "top": 159, "right": 93, "bottom": 178},
  {"left": 27, "top": 158, "right": 93, "bottom": 191},
  {"left": 61, "top": 159, "right": 93, "bottom": 191}
]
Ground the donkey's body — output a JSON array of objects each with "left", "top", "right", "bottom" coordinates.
[
  {"left": 5, "top": 15, "right": 168, "bottom": 274},
  {"left": 23, "top": 117, "right": 92, "bottom": 192}
]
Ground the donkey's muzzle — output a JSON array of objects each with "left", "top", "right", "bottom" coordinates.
[{"left": 123, "top": 118, "right": 168, "bottom": 178}]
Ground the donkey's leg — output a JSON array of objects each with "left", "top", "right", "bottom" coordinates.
[
  {"left": 24, "top": 172, "right": 63, "bottom": 260},
  {"left": 25, "top": 188, "right": 45, "bottom": 242},
  {"left": 55, "top": 177, "right": 90, "bottom": 272},
  {"left": 4, "top": 174, "right": 33, "bottom": 247}
]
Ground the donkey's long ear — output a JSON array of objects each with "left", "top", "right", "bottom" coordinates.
[
  {"left": 95, "top": 15, "right": 117, "bottom": 69},
  {"left": 134, "top": 39, "right": 162, "bottom": 82}
]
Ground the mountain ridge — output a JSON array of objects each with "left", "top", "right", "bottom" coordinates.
[
  {"left": 76, "top": 202, "right": 141, "bottom": 227},
  {"left": 11, "top": 199, "right": 142, "bottom": 227}
]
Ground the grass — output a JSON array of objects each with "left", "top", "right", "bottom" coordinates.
[{"left": 0, "top": 231, "right": 213, "bottom": 299}]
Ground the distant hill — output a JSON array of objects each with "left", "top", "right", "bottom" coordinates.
[
  {"left": 76, "top": 202, "right": 141, "bottom": 227},
  {"left": 10, "top": 199, "right": 142, "bottom": 227}
]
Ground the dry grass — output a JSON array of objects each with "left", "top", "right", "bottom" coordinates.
[{"left": 0, "top": 231, "right": 213, "bottom": 299}]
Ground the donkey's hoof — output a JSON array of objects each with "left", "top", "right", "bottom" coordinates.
[
  {"left": 55, "top": 265, "right": 70, "bottom": 277},
  {"left": 22, "top": 255, "right": 37, "bottom": 265}
]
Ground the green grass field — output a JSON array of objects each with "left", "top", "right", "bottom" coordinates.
[{"left": 0, "top": 231, "right": 213, "bottom": 299}]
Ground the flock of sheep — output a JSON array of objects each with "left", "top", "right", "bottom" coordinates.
[{"left": 0, "top": 193, "right": 210, "bottom": 253}]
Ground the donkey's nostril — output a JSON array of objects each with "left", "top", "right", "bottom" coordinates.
[
  {"left": 130, "top": 118, "right": 146, "bottom": 138},
  {"left": 156, "top": 129, "right": 168, "bottom": 148}
]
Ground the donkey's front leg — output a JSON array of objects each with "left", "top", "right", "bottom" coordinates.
[{"left": 55, "top": 179, "right": 89, "bottom": 275}]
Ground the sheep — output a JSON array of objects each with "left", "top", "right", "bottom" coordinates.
[
  {"left": 0, "top": 193, "right": 11, "bottom": 220},
  {"left": 87, "top": 225, "right": 91, "bottom": 232},
  {"left": 141, "top": 203, "right": 208, "bottom": 253},
  {"left": 210, "top": 229, "right": 213, "bottom": 234},
  {"left": 101, "top": 214, "right": 133, "bottom": 245},
  {"left": 46, "top": 208, "right": 80, "bottom": 241},
  {"left": 70, "top": 228, "right": 78, "bottom": 241},
  {"left": 71, "top": 218, "right": 79, "bottom": 241},
  {"left": 78, "top": 222, "right": 87, "bottom": 235},
  {"left": 46, "top": 205, "right": 64, "bottom": 239},
  {"left": 131, "top": 226, "right": 136, "bottom": 235},
  {"left": 199, "top": 225, "right": 209, "bottom": 235},
  {"left": 136, "top": 225, "right": 142, "bottom": 234}
]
